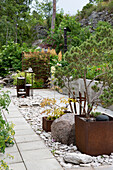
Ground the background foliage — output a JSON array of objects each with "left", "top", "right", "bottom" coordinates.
[{"left": 0, "top": 41, "right": 29, "bottom": 77}]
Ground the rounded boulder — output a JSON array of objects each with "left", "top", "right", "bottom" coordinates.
[{"left": 51, "top": 113, "right": 75, "bottom": 145}]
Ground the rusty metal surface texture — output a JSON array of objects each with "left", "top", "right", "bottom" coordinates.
[
  {"left": 75, "top": 115, "right": 113, "bottom": 156},
  {"left": 42, "top": 117, "right": 54, "bottom": 132}
]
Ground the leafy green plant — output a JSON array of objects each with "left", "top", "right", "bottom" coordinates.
[
  {"left": 107, "top": 0, "right": 113, "bottom": 13},
  {"left": 22, "top": 51, "right": 52, "bottom": 88},
  {"left": 33, "top": 78, "right": 44, "bottom": 88},
  {"left": 0, "top": 41, "right": 29, "bottom": 77},
  {"left": 0, "top": 153, "right": 14, "bottom": 170},
  {"left": 91, "top": 111, "right": 102, "bottom": 117},
  {"left": 40, "top": 98, "right": 68, "bottom": 120},
  {"left": 12, "top": 71, "right": 45, "bottom": 88},
  {"left": 51, "top": 149, "right": 56, "bottom": 155},
  {"left": 86, "top": 64, "right": 108, "bottom": 80},
  {"left": 55, "top": 24, "right": 113, "bottom": 117},
  {"left": 0, "top": 158, "right": 9, "bottom": 170},
  {"left": 44, "top": 15, "right": 91, "bottom": 53},
  {"left": 96, "top": 2, "right": 106, "bottom": 12},
  {"left": 80, "top": 3, "right": 94, "bottom": 18},
  {"left": 12, "top": 71, "right": 35, "bottom": 86},
  {"left": 77, "top": 0, "right": 113, "bottom": 19},
  {"left": 0, "top": 89, "right": 15, "bottom": 170},
  {"left": 0, "top": 89, "right": 15, "bottom": 154}
]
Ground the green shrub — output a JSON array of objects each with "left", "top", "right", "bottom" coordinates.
[
  {"left": 107, "top": 0, "right": 113, "bottom": 13},
  {"left": 0, "top": 41, "right": 30, "bottom": 77},
  {"left": 22, "top": 52, "right": 51, "bottom": 87},
  {"left": 96, "top": 2, "right": 106, "bottom": 12},
  {"left": 84, "top": 6, "right": 97, "bottom": 18},
  {"left": 80, "top": 3, "right": 94, "bottom": 18},
  {"left": 12, "top": 71, "right": 44, "bottom": 88},
  {"left": 45, "top": 15, "right": 91, "bottom": 53},
  {"left": 55, "top": 24, "right": 113, "bottom": 116},
  {"left": 86, "top": 64, "right": 108, "bottom": 80},
  {"left": 33, "top": 78, "right": 44, "bottom": 88},
  {"left": 0, "top": 89, "right": 15, "bottom": 154}
]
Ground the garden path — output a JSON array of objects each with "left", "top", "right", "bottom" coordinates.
[{"left": 1, "top": 87, "right": 113, "bottom": 170}]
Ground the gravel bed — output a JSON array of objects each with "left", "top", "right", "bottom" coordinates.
[{"left": 12, "top": 95, "right": 113, "bottom": 169}]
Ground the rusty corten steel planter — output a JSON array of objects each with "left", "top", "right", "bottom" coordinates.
[
  {"left": 42, "top": 117, "right": 54, "bottom": 132},
  {"left": 75, "top": 115, "right": 113, "bottom": 156}
]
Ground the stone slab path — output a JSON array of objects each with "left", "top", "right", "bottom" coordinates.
[
  {"left": 1, "top": 87, "right": 113, "bottom": 170},
  {"left": 1, "top": 101, "right": 63, "bottom": 170}
]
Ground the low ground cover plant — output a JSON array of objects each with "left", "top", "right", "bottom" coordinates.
[{"left": 0, "top": 89, "right": 15, "bottom": 153}]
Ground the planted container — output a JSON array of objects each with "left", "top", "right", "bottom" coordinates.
[
  {"left": 75, "top": 115, "right": 113, "bottom": 156},
  {"left": 42, "top": 117, "right": 54, "bottom": 132}
]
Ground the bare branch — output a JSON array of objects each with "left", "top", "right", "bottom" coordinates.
[{"left": 91, "top": 83, "right": 105, "bottom": 104}]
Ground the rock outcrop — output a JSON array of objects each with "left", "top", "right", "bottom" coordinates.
[{"left": 80, "top": 10, "right": 113, "bottom": 31}]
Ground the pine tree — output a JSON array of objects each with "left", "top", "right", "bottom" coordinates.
[{"left": 55, "top": 24, "right": 113, "bottom": 115}]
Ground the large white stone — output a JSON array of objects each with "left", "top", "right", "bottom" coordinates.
[{"left": 64, "top": 153, "right": 92, "bottom": 164}]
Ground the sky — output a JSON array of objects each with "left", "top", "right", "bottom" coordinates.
[
  {"left": 35, "top": 0, "right": 89, "bottom": 15},
  {"left": 57, "top": 0, "right": 89, "bottom": 15}
]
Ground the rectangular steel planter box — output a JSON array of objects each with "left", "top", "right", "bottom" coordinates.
[
  {"left": 75, "top": 115, "right": 113, "bottom": 156},
  {"left": 42, "top": 117, "right": 54, "bottom": 132}
]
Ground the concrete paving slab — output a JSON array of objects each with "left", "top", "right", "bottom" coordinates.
[
  {"left": 0, "top": 152, "right": 22, "bottom": 164},
  {"left": 15, "top": 134, "right": 41, "bottom": 143},
  {"left": 7, "top": 117, "right": 28, "bottom": 125},
  {"left": 4, "top": 113, "right": 22, "bottom": 118},
  {"left": 8, "top": 107, "right": 19, "bottom": 111},
  {"left": 24, "top": 158, "right": 63, "bottom": 170},
  {"left": 15, "top": 129, "right": 36, "bottom": 136},
  {"left": 14, "top": 124, "right": 32, "bottom": 131},
  {"left": 5, "top": 143, "right": 18, "bottom": 153},
  {"left": 94, "top": 165, "right": 113, "bottom": 170},
  {"left": 18, "top": 141, "right": 47, "bottom": 151},
  {"left": 21, "top": 149, "right": 54, "bottom": 161},
  {"left": 67, "top": 168, "right": 93, "bottom": 170},
  {"left": 3, "top": 109, "right": 22, "bottom": 118},
  {"left": 9, "top": 162, "right": 26, "bottom": 170}
]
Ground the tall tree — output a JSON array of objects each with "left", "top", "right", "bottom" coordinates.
[
  {"left": 0, "top": 0, "right": 33, "bottom": 46},
  {"left": 32, "top": 0, "right": 52, "bottom": 29},
  {"left": 51, "top": 0, "right": 56, "bottom": 30}
]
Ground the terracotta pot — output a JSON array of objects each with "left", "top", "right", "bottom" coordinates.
[
  {"left": 75, "top": 115, "right": 113, "bottom": 156},
  {"left": 42, "top": 117, "right": 54, "bottom": 132}
]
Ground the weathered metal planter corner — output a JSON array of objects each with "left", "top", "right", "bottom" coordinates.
[
  {"left": 75, "top": 115, "right": 113, "bottom": 156},
  {"left": 42, "top": 117, "right": 54, "bottom": 132}
]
